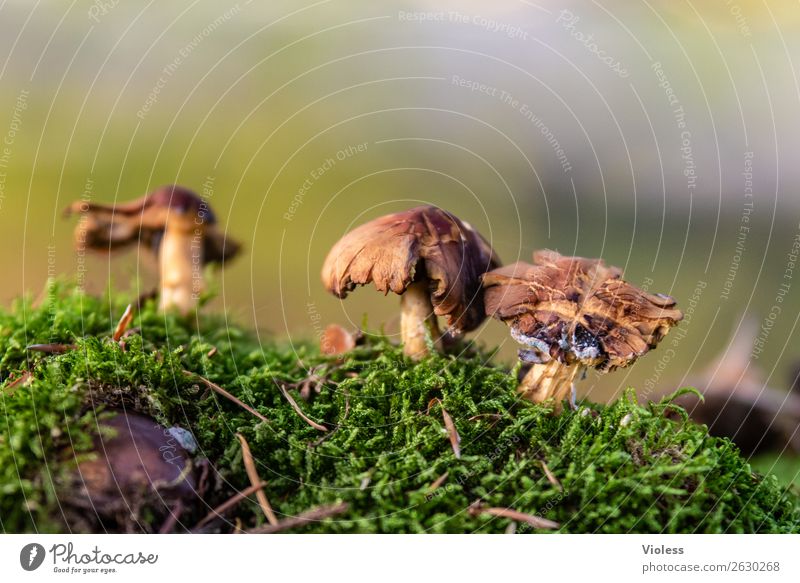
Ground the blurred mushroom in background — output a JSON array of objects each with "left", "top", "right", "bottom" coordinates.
[
  {"left": 65, "top": 185, "right": 240, "bottom": 314},
  {"left": 484, "top": 250, "right": 682, "bottom": 412},
  {"left": 321, "top": 206, "right": 500, "bottom": 360},
  {"left": 669, "top": 318, "right": 800, "bottom": 456}
]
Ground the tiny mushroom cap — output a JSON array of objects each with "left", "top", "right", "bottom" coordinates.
[
  {"left": 483, "top": 250, "right": 682, "bottom": 410},
  {"left": 321, "top": 205, "right": 500, "bottom": 359},
  {"left": 320, "top": 323, "right": 358, "bottom": 356},
  {"left": 65, "top": 185, "right": 240, "bottom": 313}
]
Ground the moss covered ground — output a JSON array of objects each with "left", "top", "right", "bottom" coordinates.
[{"left": 1, "top": 282, "right": 798, "bottom": 533}]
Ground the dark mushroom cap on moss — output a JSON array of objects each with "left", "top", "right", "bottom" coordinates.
[
  {"left": 482, "top": 250, "right": 683, "bottom": 370},
  {"left": 66, "top": 185, "right": 240, "bottom": 263},
  {"left": 321, "top": 205, "right": 500, "bottom": 334},
  {"left": 73, "top": 412, "right": 196, "bottom": 512}
]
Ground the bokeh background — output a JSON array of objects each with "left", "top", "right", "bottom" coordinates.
[{"left": 1, "top": 0, "right": 799, "bottom": 415}]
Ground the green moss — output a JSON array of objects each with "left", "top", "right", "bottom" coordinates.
[{"left": 1, "top": 281, "right": 798, "bottom": 533}]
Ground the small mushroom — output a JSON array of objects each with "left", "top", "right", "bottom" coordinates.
[
  {"left": 483, "top": 250, "right": 682, "bottom": 411},
  {"left": 320, "top": 323, "right": 360, "bottom": 356},
  {"left": 65, "top": 185, "right": 240, "bottom": 313},
  {"left": 67, "top": 411, "right": 197, "bottom": 532},
  {"left": 321, "top": 206, "right": 500, "bottom": 360}
]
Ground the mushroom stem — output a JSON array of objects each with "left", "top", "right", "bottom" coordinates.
[
  {"left": 400, "top": 281, "right": 441, "bottom": 360},
  {"left": 518, "top": 361, "right": 582, "bottom": 412},
  {"left": 159, "top": 222, "right": 201, "bottom": 313}
]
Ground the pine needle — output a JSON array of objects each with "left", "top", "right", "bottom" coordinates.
[
  {"left": 236, "top": 433, "right": 278, "bottom": 526},
  {"left": 247, "top": 502, "right": 348, "bottom": 534},
  {"left": 194, "top": 482, "right": 268, "bottom": 530},
  {"left": 183, "top": 371, "right": 268, "bottom": 424},
  {"left": 468, "top": 501, "right": 559, "bottom": 530},
  {"left": 278, "top": 384, "right": 327, "bottom": 431}
]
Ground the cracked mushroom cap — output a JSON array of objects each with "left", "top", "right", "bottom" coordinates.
[
  {"left": 65, "top": 185, "right": 240, "bottom": 263},
  {"left": 482, "top": 250, "right": 683, "bottom": 370},
  {"left": 321, "top": 205, "right": 501, "bottom": 334}
]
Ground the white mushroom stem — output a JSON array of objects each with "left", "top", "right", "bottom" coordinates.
[
  {"left": 518, "top": 360, "right": 583, "bottom": 413},
  {"left": 159, "top": 221, "right": 203, "bottom": 314},
  {"left": 400, "top": 281, "right": 441, "bottom": 360}
]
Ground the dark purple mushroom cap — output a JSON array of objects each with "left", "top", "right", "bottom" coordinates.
[
  {"left": 321, "top": 205, "right": 501, "bottom": 334},
  {"left": 483, "top": 250, "right": 683, "bottom": 371},
  {"left": 75, "top": 411, "right": 196, "bottom": 510}
]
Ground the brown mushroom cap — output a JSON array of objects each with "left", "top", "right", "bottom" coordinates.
[
  {"left": 66, "top": 185, "right": 240, "bottom": 263},
  {"left": 483, "top": 250, "right": 683, "bottom": 370},
  {"left": 321, "top": 205, "right": 501, "bottom": 334}
]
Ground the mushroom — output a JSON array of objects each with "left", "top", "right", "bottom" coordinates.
[
  {"left": 321, "top": 206, "right": 500, "bottom": 360},
  {"left": 670, "top": 318, "right": 800, "bottom": 455},
  {"left": 483, "top": 250, "right": 682, "bottom": 411},
  {"left": 67, "top": 411, "right": 197, "bottom": 532},
  {"left": 65, "top": 185, "right": 240, "bottom": 313},
  {"left": 320, "top": 323, "right": 360, "bottom": 356}
]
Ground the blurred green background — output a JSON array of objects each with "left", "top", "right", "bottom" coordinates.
[{"left": 1, "top": 0, "right": 800, "bottom": 410}]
